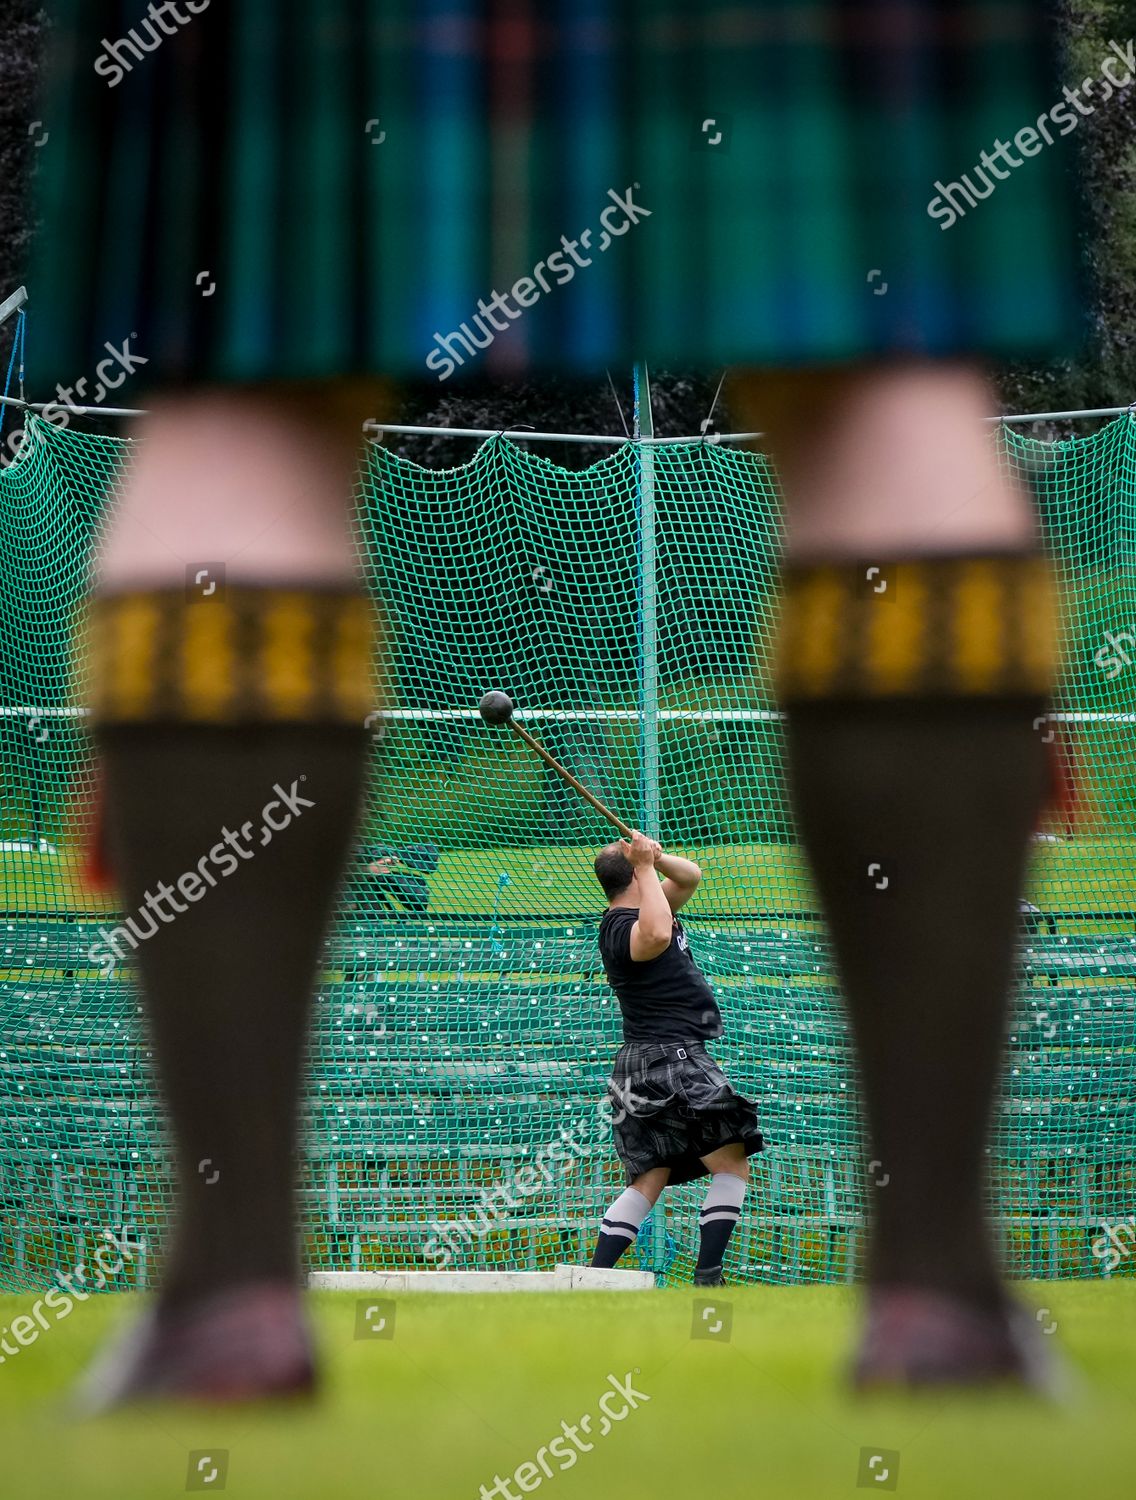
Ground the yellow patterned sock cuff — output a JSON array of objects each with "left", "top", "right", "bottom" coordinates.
[
  {"left": 83, "top": 585, "right": 380, "bottom": 726},
  {"left": 775, "top": 552, "right": 1058, "bottom": 702}
]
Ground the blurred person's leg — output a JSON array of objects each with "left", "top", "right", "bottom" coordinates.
[
  {"left": 79, "top": 382, "right": 386, "bottom": 1405},
  {"left": 732, "top": 363, "right": 1057, "bottom": 1386},
  {"left": 31, "top": 0, "right": 1082, "bottom": 1410}
]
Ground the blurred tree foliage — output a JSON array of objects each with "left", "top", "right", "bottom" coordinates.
[{"left": 996, "top": 0, "right": 1136, "bottom": 414}]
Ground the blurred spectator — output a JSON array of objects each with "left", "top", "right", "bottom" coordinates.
[{"left": 356, "top": 844, "right": 438, "bottom": 918}]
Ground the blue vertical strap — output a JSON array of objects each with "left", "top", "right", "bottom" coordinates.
[
  {"left": 16, "top": 305, "right": 26, "bottom": 402},
  {"left": 634, "top": 1212, "right": 676, "bottom": 1283},
  {"left": 0, "top": 310, "right": 27, "bottom": 450},
  {"left": 490, "top": 870, "right": 511, "bottom": 962}
]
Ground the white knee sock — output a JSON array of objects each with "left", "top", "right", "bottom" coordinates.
[
  {"left": 697, "top": 1173, "right": 747, "bottom": 1273},
  {"left": 591, "top": 1186, "right": 653, "bottom": 1267}
]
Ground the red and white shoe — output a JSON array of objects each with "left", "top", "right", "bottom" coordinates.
[
  {"left": 72, "top": 1282, "right": 317, "bottom": 1414},
  {"left": 851, "top": 1287, "right": 1071, "bottom": 1396}
]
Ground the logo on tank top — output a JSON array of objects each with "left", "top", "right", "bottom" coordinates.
[{"left": 675, "top": 927, "right": 687, "bottom": 953}]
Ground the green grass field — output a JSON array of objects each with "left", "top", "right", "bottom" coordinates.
[
  {"left": 1, "top": 1283, "right": 1132, "bottom": 1498},
  {"left": 5, "top": 837, "right": 1136, "bottom": 920}
]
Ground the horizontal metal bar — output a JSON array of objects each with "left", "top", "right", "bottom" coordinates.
[
  {"left": 1, "top": 706, "right": 1131, "bottom": 724},
  {"left": 4, "top": 400, "right": 1133, "bottom": 435},
  {"left": 990, "top": 406, "right": 1136, "bottom": 424},
  {"left": 0, "top": 707, "right": 89, "bottom": 717},
  {"left": 364, "top": 421, "right": 770, "bottom": 445},
  {"left": 0, "top": 394, "right": 142, "bottom": 417},
  {"left": 0, "top": 286, "right": 28, "bottom": 327},
  {"left": 1, "top": 405, "right": 752, "bottom": 440},
  {"left": 363, "top": 421, "right": 634, "bottom": 446}
]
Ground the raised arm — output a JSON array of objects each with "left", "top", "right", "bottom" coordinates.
[
  {"left": 625, "top": 832, "right": 675, "bottom": 961},
  {"left": 655, "top": 848, "right": 702, "bottom": 912}
]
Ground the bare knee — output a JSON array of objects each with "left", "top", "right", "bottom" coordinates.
[
  {"left": 96, "top": 382, "right": 393, "bottom": 590},
  {"left": 631, "top": 1167, "right": 669, "bottom": 1205},
  {"left": 729, "top": 362, "right": 1035, "bottom": 558},
  {"left": 701, "top": 1144, "right": 750, "bottom": 1183}
]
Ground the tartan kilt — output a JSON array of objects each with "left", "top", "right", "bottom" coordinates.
[
  {"left": 31, "top": 1, "right": 1081, "bottom": 392},
  {"left": 608, "top": 1040, "right": 764, "bottom": 1186}
]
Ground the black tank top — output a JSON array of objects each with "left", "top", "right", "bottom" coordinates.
[{"left": 598, "top": 907, "right": 722, "bottom": 1043}]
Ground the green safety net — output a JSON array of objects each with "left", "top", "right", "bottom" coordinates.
[{"left": 1, "top": 412, "right": 1133, "bottom": 1292}]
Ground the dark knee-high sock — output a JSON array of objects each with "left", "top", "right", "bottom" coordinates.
[
  {"left": 777, "top": 554, "right": 1056, "bottom": 1306},
  {"left": 87, "top": 587, "right": 377, "bottom": 1307},
  {"left": 696, "top": 1173, "right": 747, "bottom": 1277}
]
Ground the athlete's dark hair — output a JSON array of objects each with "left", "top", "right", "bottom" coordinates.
[{"left": 594, "top": 844, "right": 634, "bottom": 900}]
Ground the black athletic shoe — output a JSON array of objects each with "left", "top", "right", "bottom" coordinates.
[{"left": 694, "top": 1267, "right": 725, "bottom": 1288}]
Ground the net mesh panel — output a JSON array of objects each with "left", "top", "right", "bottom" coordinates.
[{"left": 1, "top": 413, "right": 1133, "bottom": 1291}]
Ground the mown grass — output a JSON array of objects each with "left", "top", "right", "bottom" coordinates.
[{"left": 0, "top": 1282, "right": 1132, "bottom": 1499}]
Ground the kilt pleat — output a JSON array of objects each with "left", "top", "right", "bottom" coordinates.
[
  {"left": 32, "top": 0, "right": 1081, "bottom": 389},
  {"left": 609, "top": 1041, "right": 764, "bottom": 1186}
]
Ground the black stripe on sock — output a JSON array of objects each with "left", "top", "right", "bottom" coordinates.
[{"left": 601, "top": 1219, "right": 640, "bottom": 1235}]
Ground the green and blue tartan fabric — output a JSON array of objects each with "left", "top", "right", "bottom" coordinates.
[{"left": 32, "top": 0, "right": 1081, "bottom": 390}]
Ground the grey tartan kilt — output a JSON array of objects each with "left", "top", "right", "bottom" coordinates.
[{"left": 607, "top": 1041, "right": 763, "bottom": 1187}]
